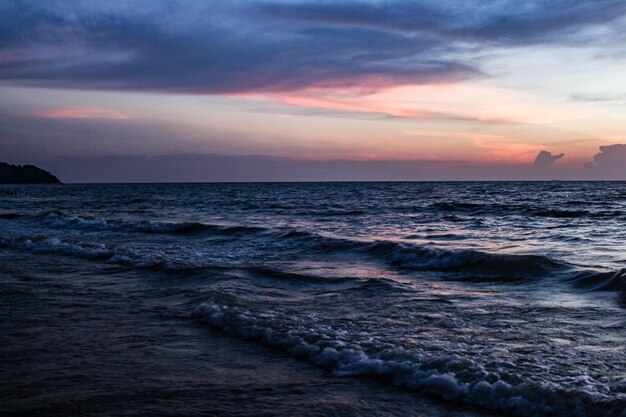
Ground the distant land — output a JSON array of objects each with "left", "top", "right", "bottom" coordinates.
[{"left": 0, "top": 162, "right": 61, "bottom": 184}]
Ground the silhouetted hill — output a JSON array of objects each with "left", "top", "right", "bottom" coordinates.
[{"left": 0, "top": 162, "right": 62, "bottom": 184}]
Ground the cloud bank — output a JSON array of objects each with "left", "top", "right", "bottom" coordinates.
[{"left": 586, "top": 144, "right": 626, "bottom": 178}]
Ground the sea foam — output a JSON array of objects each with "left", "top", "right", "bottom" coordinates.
[{"left": 193, "top": 303, "right": 626, "bottom": 417}]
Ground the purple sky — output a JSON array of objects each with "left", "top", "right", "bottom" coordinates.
[{"left": 1, "top": 1, "right": 626, "bottom": 181}]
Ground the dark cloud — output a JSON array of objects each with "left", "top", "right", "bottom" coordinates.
[
  {"left": 533, "top": 150, "right": 565, "bottom": 169},
  {"left": 459, "top": 1, "right": 626, "bottom": 44},
  {"left": 0, "top": 1, "right": 476, "bottom": 94},
  {"left": 585, "top": 144, "right": 626, "bottom": 178},
  {"left": 260, "top": 0, "right": 626, "bottom": 44},
  {"left": 1, "top": 1, "right": 624, "bottom": 94}
]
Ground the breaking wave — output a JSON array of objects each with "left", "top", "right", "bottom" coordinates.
[
  {"left": 360, "top": 241, "right": 565, "bottom": 278},
  {"left": 563, "top": 269, "right": 626, "bottom": 304},
  {"left": 0, "top": 236, "right": 198, "bottom": 271},
  {"left": 1, "top": 229, "right": 624, "bottom": 299},
  {"left": 35, "top": 211, "right": 266, "bottom": 236},
  {"left": 564, "top": 269, "right": 626, "bottom": 292},
  {"left": 0, "top": 236, "right": 113, "bottom": 259},
  {"left": 275, "top": 231, "right": 567, "bottom": 278},
  {"left": 0, "top": 231, "right": 591, "bottom": 278},
  {"left": 193, "top": 303, "right": 626, "bottom": 417}
]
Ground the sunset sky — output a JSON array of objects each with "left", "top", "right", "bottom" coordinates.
[{"left": 1, "top": 1, "right": 626, "bottom": 180}]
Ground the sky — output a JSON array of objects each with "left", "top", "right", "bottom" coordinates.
[{"left": 1, "top": 0, "right": 626, "bottom": 181}]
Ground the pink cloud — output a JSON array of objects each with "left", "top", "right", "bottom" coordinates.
[
  {"left": 26, "top": 107, "right": 129, "bottom": 120},
  {"left": 246, "top": 84, "right": 520, "bottom": 124}
]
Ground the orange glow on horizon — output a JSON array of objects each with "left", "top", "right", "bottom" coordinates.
[
  {"left": 245, "top": 81, "right": 603, "bottom": 127},
  {"left": 232, "top": 81, "right": 611, "bottom": 165}
]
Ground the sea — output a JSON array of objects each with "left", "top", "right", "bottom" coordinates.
[{"left": 1, "top": 182, "right": 625, "bottom": 417}]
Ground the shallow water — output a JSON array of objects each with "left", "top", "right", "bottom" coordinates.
[{"left": 1, "top": 182, "right": 625, "bottom": 417}]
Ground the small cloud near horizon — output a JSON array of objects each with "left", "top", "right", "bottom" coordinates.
[{"left": 533, "top": 150, "right": 565, "bottom": 169}]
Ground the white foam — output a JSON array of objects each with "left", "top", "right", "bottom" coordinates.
[
  {"left": 193, "top": 303, "right": 626, "bottom": 417},
  {"left": 40, "top": 212, "right": 202, "bottom": 234},
  {"left": 5, "top": 237, "right": 112, "bottom": 259},
  {"left": 0, "top": 236, "right": 197, "bottom": 271}
]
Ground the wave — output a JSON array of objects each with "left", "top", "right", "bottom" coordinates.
[
  {"left": 359, "top": 241, "right": 565, "bottom": 278},
  {"left": 244, "top": 265, "right": 403, "bottom": 293},
  {"left": 276, "top": 230, "right": 567, "bottom": 279},
  {"left": 0, "top": 235, "right": 394, "bottom": 295},
  {"left": 0, "top": 236, "right": 113, "bottom": 260},
  {"left": 563, "top": 269, "right": 626, "bottom": 304},
  {"left": 533, "top": 209, "right": 590, "bottom": 219},
  {"left": 0, "top": 236, "right": 193, "bottom": 270},
  {"left": 0, "top": 226, "right": 626, "bottom": 299},
  {"left": 272, "top": 229, "right": 564, "bottom": 277},
  {"left": 430, "top": 202, "right": 622, "bottom": 220},
  {"left": 245, "top": 265, "right": 357, "bottom": 285},
  {"left": 403, "top": 233, "right": 470, "bottom": 241},
  {"left": 35, "top": 211, "right": 266, "bottom": 236},
  {"left": 0, "top": 227, "right": 569, "bottom": 279},
  {"left": 271, "top": 206, "right": 367, "bottom": 217},
  {"left": 432, "top": 201, "right": 506, "bottom": 212},
  {"left": 564, "top": 269, "right": 626, "bottom": 292},
  {"left": 193, "top": 303, "right": 626, "bottom": 417}
]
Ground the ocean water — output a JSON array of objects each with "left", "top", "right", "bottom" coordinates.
[{"left": 1, "top": 182, "right": 625, "bottom": 417}]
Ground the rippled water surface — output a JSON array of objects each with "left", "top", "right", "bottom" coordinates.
[{"left": 1, "top": 182, "right": 625, "bottom": 417}]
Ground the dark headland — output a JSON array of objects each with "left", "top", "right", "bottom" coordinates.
[{"left": 0, "top": 162, "right": 62, "bottom": 184}]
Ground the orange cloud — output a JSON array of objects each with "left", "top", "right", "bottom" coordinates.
[{"left": 27, "top": 107, "right": 129, "bottom": 120}]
